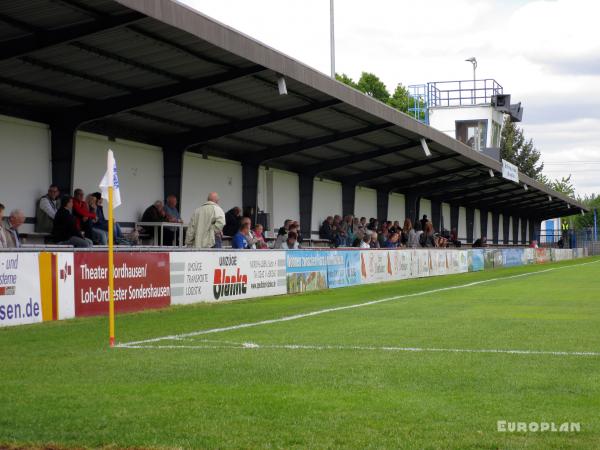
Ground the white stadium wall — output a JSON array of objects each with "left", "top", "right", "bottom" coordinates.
[
  {"left": 487, "top": 212, "right": 493, "bottom": 239},
  {"left": 312, "top": 179, "right": 342, "bottom": 231},
  {"left": 420, "top": 198, "right": 432, "bottom": 223},
  {"left": 388, "top": 193, "right": 405, "bottom": 222},
  {"left": 0, "top": 115, "right": 51, "bottom": 230},
  {"left": 181, "top": 153, "right": 242, "bottom": 222},
  {"left": 268, "top": 169, "right": 299, "bottom": 231},
  {"left": 73, "top": 132, "right": 163, "bottom": 223},
  {"left": 442, "top": 203, "right": 451, "bottom": 231},
  {"left": 499, "top": 214, "right": 504, "bottom": 241},
  {"left": 474, "top": 209, "right": 482, "bottom": 240},
  {"left": 508, "top": 217, "right": 514, "bottom": 242},
  {"left": 458, "top": 207, "right": 467, "bottom": 238},
  {"left": 354, "top": 187, "right": 377, "bottom": 220}
]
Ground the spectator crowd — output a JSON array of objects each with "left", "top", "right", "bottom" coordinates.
[{"left": 1, "top": 186, "right": 488, "bottom": 251}]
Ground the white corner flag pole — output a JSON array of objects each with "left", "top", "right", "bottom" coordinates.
[{"left": 99, "top": 149, "right": 121, "bottom": 348}]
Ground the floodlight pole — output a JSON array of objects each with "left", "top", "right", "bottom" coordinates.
[{"left": 330, "top": 0, "right": 335, "bottom": 78}]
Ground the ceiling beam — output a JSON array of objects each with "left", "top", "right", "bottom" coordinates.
[
  {"left": 406, "top": 173, "right": 493, "bottom": 197},
  {"left": 303, "top": 142, "right": 420, "bottom": 176},
  {"left": 384, "top": 165, "right": 482, "bottom": 194},
  {"left": 60, "top": 65, "right": 264, "bottom": 125},
  {"left": 249, "top": 123, "right": 392, "bottom": 164},
  {"left": 0, "top": 75, "right": 89, "bottom": 103},
  {"left": 344, "top": 154, "right": 457, "bottom": 185},
  {"left": 426, "top": 178, "right": 512, "bottom": 202},
  {"left": 162, "top": 98, "right": 341, "bottom": 147},
  {"left": 0, "top": 12, "right": 143, "bottom": 61}
]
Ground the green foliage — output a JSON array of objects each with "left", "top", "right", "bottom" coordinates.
[
  {"left": 388, "top": 83, "right": 411, "bottom": 113},
  {"left": 356, "top": 72, "right": 390, "bottom": 103},
  {"left": 575, "top": 193, "right": 600, "bottom": 230},
  {"left": 1, "top": 260, "right": 600, "bottom": 448},
  {"left": 335, "top": 72, "right": 357, "bottom": 89},
  {"left": 500, "top": 117, "right": 545, "bottom": 180}
]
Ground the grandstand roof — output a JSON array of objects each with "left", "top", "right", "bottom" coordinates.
[{"left": 0, "top": 0, "right": 586, "bottom": 219}]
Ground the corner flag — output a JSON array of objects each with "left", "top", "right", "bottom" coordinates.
[
  {"left": 99, "top": 149, "right": 122, "bottom": 208},
  {"left": 99, "top": 149, "right": 121, "bottom": 348}
]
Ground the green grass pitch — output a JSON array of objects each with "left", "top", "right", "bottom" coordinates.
[{"left": 1, "top": 257, "right": 600, "bottom": 449}]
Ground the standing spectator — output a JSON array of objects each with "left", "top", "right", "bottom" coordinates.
[
  {"left": 232, "top": 222, "right": 251, "bottom": 249},
  {"left": 281, "top": 231, "right": 300, "bottom": 249},
  {"left": 52, "top": 196, "right": 92, "bottom": 248},
  {"left": 164, "top": 195, "right": 183, "bottom": 224},
  {"left": 420, "top": 215, "right": 429, "bottom": 232},
  {"left": 141, "top": 200, "right": 175, "bottom": 245},
  {"left": 35, "top": 184, "right": 60, "bottom": 233},
  {"left": 223, "top": 207, "right": 242, "bottom": 237},
  {"left": 185, "top": 192, "right": 225, "bottom": 249},
  {"left": 0, "top": 204, "right": 9, "bottom": 248}
]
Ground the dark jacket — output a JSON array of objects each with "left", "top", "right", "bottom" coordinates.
[
  {"left": 319, "top": 221, "right": 333, "bottom": 240},
  {"left": 223, "top": 209, "right": 241, "bottom": 237},
  {"left": 52, "top": 208, "right": 80, "bottom": 243}
]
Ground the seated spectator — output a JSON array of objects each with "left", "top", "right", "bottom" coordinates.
[
  {"left": 401, "top": 218, "right": 413, "bottom": 246},
  {"left": 35, "top": 184, "right": 60, "bottom": 233},
  {"left": 232, "top": 222, "right": 251, "bottom": 249},
  {"left": 378, "top": 228, "right": 388, "bottom": 247},
  {"left": 164, "top": 195, "right": 183, "bottom": 224},
  {"left": 420, "top": 222, "right": 437, "bottom": 248},
  {"left": 330, "top": 217, "right": 346, "bottom": 248},
  {"left": 52, "top": 196, "right": 92, "bottom": 248},
  {"left": 2, "top": 209, "right": 25, "bottom": 248},
  {"left": 0, "top": 203, "right": 9, "bottom": 248},
  {"left": 223, "top": 207, "right": 242, "bottom": 237},
  {"left": 529, "top": 239, "right": 539, "bottom": 249},
  {"left": 90, "top": 193, "right": 135, "bottom": 245},
  {"left": 141, "top": 200, "right": 175, "bottom": 245},
  {"left": 273, "top": 220, "right": 295, "bottom": 248},
  {"left": 369, "top": 231, "right": 380, "bottom": 248},
  {"left": 86, "top": 194, "right": 107, "bottom": 245},
  {"left": 253, "top": 223, "right": 268, "bottom": 249},
  {"left": 291, "top": 220, "right": 303, "bottom": 244},
  {"left": 367, "top": 218, "right": 378, "bottom": 231},
  {"left": 408, "top": 222, "right": 422, "bottom": 248},
  {"left": 359, "top": 231, "right": 371, "bottom": 249},
  {"left": 281, "top": 231, "right": 300, "bottom": 249},
  {"left": 72, "top": 189, "right": 98, "bottom": 242},
  {"left": 473, "top": 236, "right": 488, "bottom": 248},
  {"left": 319, "top": 216, "right": 334, "bottom": 241},
  {"left": 240, "top": 217, "right": 259, "bottom": 249},
  {"left": 449, "top": 228, "right": 461, "bottom": 247},
  {"left": 360, "top": 217, "right": 367, "bottom": 228},
  {"left": 384, "top": 232, "right": 401, "bottom": 248}
]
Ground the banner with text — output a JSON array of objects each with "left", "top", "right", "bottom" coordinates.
[
  {"left": 74, "top": 252, "right": 171, "bottom": 317},
  {"left": 286, "top": 251, "right": 328, "bottom": 294},
  {"left": 326, "top": 250, "right": 362, "bottom": 289},
  {"left": 170, "top": 251, "right": 286, "bottom": 304},
  {"left": 0, "top": 253, "right": 42, "bottom": 327}
]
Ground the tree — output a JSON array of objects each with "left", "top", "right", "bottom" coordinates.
[
  {"left": 539, "top": 174, "right": 576, "bottom": 198},
  {"left": 574, "top": 193, "right": 600, "bottom": 230},
  {"left": 356, "top": 72, "right": 390, "bottom": 103},
  {"left": 387, "top": 83, "right": 411, "bottom": 114},
  {"left": 335, "top": 73, "right": 357, "bottom": 89},
  {"left": 500, "top": 117, "right": 545, "bottom": 180}
]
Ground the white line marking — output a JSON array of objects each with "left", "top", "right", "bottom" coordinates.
[
  {"left": 118, "top": 259, "right": 600, "bottom": 348},
  {"left": 118, "top": 341, "right": 600, "bottom": 357}
]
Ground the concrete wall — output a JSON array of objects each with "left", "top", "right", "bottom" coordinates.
[
  {"left": 267, "top": 169, "right": 299, "bottom": 230},
  {"left": 420, "top": 198, "right": 432, "bottom": 223},
  {"left": 312, "top": 179, "right": 342, "bottom": 231},
  {"left": 458, "top": 206, "right": 467, "bottom": 239},
  {"left": 442, "top": 203, "right": 451, "bottom": 231},
  {"left": 354, "top": 186, "right": 377, "bottom": 220},
  {"left": 487, "top": 212, "right": 493, "bottom": 239},
  {"left": 388, "top": 193, "right": 405, "bottom": 222},
  {"left": 0, "top": 115, "right": 51, "bottom": 229},
  {"left": 474, "top": 209, "right": 482, "bottom": 240},
  {"left": 181, "top": 153, "right": 242, "bottom": 222},
  {"left": 74, "top": 132, "right": 163, "bottom": 223},
  {"left": 508, "top": 217, "right": 513, "bottom": 241}
]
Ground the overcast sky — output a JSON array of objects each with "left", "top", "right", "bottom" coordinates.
[{"left": 181, "top": 0, "right": 600, "bottom": 196}]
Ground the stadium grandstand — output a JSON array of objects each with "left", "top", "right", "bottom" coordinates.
[{"left": 0, "top": 0, "right": 587, "bottom": 248}]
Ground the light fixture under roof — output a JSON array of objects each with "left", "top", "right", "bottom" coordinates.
[{"left": 420, "top": 138, "right": 431, "bottom": 157}]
